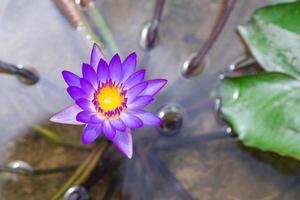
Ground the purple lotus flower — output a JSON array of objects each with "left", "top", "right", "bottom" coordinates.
[{"left": 50, "top": 44, "right": 167, "bottom": 158}]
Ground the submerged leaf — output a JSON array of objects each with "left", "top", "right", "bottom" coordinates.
[
  {"left": 238, "top": 1, "right": 300, "bottom": 77},
  {"left": 221, "top": 72, "right": 300, "bottom": 160}
]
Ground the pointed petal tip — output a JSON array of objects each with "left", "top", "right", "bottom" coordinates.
[
  {"left": 140, "top": 68, "right": 146, "bottom": 72},
  {"left": 92, "top": 43, "right": 100, "bottom": 49},
  {"left": 121, "top": 53, "right": 138, "bottom": 81},
  {"left": 112, "top": 129, "right": 133, "bottom": 159},
  {"left": 123, "top": 52, "right": 137, "bottom": 66},
  {"left": 128, "top": 110, "right": 162, "bottom": 127},
  {"left": 61, "top": 70, "right": 81, "bottom": 87},
  {"left": 61, "top": 70, "right": 69, "bottom": 80},
  {"left": 161, "top": 78, "right": 168, "bottom": 84},
  {"left": 61, "top": 70, "right": 68, "bottom": 76},
  {"left": 82, "top": 137, "right": 93, "bottom": 145},
  {"left": 81, "top": 133, "right": 97, "bottom": 144},
  {"left": 128, "top": 52, "right": 137, "bottom": 58},
  {"left": 109, "top": 54, "right": 122, "bottom": 82},
  {"left": 82, "top": 63, "right": 96, "bottom": 73},
  {"left": 99, "top": 58, "right": 107, "bottom": 63},
  {"left": 90, "top": 43, "right": 105, "bottom": 69},
  {"left": 49, "top": 115, "right": 57, "bottom": 122},
  {"left": 157, "top": 118, "right": 163, "bottom": 126},
  {"left": 50, "top": 104, "right": 84, "bottom": 125},
  {"left": 127, "top": 152, "right": 133, "bottom": 159},
  {"left": 141, "top": 79, "right": 168, "bottom": 96},
  {"left": 97, "top": 59, "right": 110, "bottom": 83},
  {"left": 158, "top": 79, "right": 168, "bottom": 92},
  {"left": 110, "top": 53, "right": 122, "bottom": 64},
  {"left": 113, "top": 53, "right": 122, "bottom": 58},
  {"left": 156, "top": 78, "right": 168, "bottom": 87},
  {"left": 152, "top": 115, "right": 163, "bottom": 126}
]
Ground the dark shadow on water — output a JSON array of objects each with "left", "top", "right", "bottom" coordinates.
[{"left": 237, "top": 142, "right": 300, "bottom": 175}]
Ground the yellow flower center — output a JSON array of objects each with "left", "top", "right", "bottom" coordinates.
[{"left": 96, "top": 84, "right": 125, "bottom": 113}]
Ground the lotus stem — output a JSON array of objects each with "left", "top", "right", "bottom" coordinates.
[
  {"left": 0, "top": 165, "right": 77, "bottom": 176},
  {"left": 192, "top": 0, "right": 237, "bottom": 67},
  {"left": 79, "top": 2, "right": 121, "bottom": 57}
]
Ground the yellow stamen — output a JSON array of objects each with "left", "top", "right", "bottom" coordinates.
[{"left": 97, "top": 85, "right": 125, "bottom": 112}]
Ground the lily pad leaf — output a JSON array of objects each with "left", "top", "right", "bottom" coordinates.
[
  {"left": 238, "top": 1, "right": 300, "bottom": 77},
  {"left": 221, "top": 72, "right": 300, "bottom": 160},
  {"left": 269, "top": 0, "right": 299, "bottom": 4}
]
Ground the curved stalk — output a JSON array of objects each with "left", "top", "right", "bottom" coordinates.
[
  {"left": 192, "top": 0, "right": 237, "bottom": 67},
  {"left": 0, "top": 165, "right": 77, "bottom": 176}
]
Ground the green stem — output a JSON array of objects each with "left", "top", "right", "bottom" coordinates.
[
  {"left": 82, "top": 4, "right": 121, "bottom": 57},
  {"left": 33, "top": 125, "right": 91, "bottom": 150},
  {"left": 77, "top": 9, "right": 105, "bottom": 50},
  {"left": 51, "top": 141, "right": 109, "bottom": 200},
  {"left": 53, "top": 0, "right": 103, "bottom": 50},
  {"left": 0, "top": 165, "right": 77, "bottom": 176}
]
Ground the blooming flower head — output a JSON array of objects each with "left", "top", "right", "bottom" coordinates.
[{"left": 50, "top": 44, "right": 167, "bottom": 158}]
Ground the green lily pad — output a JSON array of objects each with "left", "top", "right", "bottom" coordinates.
[
  {"left": 221, "top": 72, "right": 300, "bottom": 160},
  {"left": 238, "top": 1, "right": 300, "bottom": 77},
  {"left": 269, "top": 0, "right": 299, "bottom": 5}
]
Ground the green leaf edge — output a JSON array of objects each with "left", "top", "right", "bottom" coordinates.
[{"left": 220, "top": 72, "right": 300, "bottom": 160}]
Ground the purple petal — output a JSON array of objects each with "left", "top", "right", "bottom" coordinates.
[
  {"left": 120, "top": 112, "right": 143, "bottom": 128},
  {"left": 124, "top": 69, "right": 145, "bottom": 89},
  {"left": 140, "top": 79, "right": 167, "bottom": 96},
  {"left": 82, "top": 63, "right": 98, "bottom": 89},
  {"left": 82, "top": 124, "right": 102, "bottom": 144},
  {"left": 62, "top": 70, "right": 81, "bottom": 87},
  {"left": 67, "top": 86, "right": 92, "bottom": 101},
  {"left": 80, "top": 78, "right": 96, "bottom": 95},
  {"left": 76, "top": 98, "right": 95, "bottom": 112},
  {"left": 50, "top": 104, "right": 83, "bottom": 125},
  {"left": 76, "top": 111, "right": 96, "bottom": 124},
  {"left": 112, "top": 129, "right": 133, "bottom": 159},
  {"left": 91, "top": 115, "right": 105, "bottom": 124},
  {"left": 126, "top": 82, "right": 148, "bottom": 103},
  {"left": 97, "top": 59, "right": 110, "bottom": 84},
  {"left": 90, "top": 43, "right": 105, "bottom": 70},
  {"left": 128, "top": 110, "right": 162, "bottom": 126},
  {"left": 121, "top": 52, "right": 137, "bottom": 82},
  {"left": 110, "top": 118, "right": 126, "bottom": 131},
  {"left": 109, "top": 54, "right": 122, "bottom": 82},
  {"left": 102, "top": 120, "right": 116, "bottom": 140},
  {"left": 127, "top": 96, "right": 154, "bottom": 110}
]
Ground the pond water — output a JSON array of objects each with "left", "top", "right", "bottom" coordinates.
[{"left": 1, "top": 0, "right": 300, "bottom": 199}]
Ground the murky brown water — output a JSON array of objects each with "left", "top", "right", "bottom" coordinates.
[{"left": 1, "top": 0, "right": 300, "bottom": 199}]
